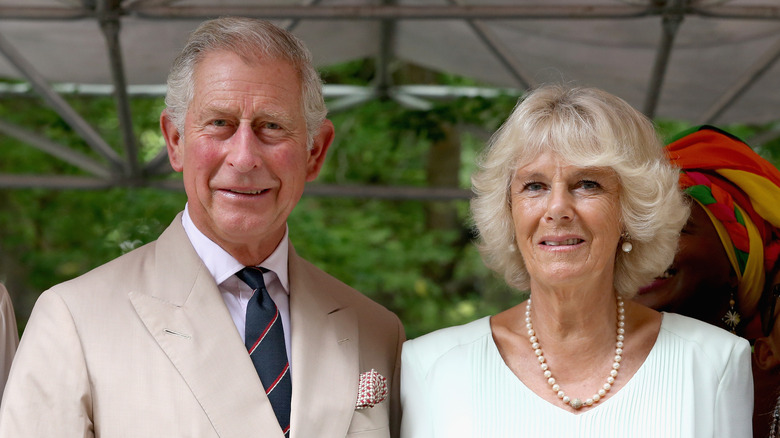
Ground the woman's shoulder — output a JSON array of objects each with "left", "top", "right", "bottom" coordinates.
[
  {"left": 402, "top": 316, "right": 492, "bottom": 369},
  {"left": 660, "top": 312, "right": 745, "bottom": 343},
  {"left": 659, "top": 312, "right": 751, "bottom": 363}
]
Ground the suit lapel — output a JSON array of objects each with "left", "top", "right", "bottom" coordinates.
[
  {"left": 128, "top": 216, "right": 284, "bottom": 438},
  {"left": 288, "top": 248, "right": 359, "bottom": 438}
]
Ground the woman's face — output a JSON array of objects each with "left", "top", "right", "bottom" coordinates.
[
  {"left": 634, "top": 201, "right": 735, "bottom": 327},
  {"left": 510, "top": 152, "right": 623, "bottom": 290}
]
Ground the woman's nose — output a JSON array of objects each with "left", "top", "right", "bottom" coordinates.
[{"left": 545, "top": 185, "right": 574, "bottom": 222}]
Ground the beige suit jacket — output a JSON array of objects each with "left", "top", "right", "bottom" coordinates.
[{"left": 0, "top": 215, "right": 404, "bottom": 437}]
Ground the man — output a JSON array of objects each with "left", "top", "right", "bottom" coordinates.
[{"left": 0, "top": 18, "right": 404, "bottom": 438}]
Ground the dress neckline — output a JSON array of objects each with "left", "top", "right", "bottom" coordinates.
[{"left": 485, "top": 312, "right": 667, "bottom": 417}]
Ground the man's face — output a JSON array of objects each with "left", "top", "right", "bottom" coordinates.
[{"left": 162, "top": 50, "right": 333, "bottom": 262}]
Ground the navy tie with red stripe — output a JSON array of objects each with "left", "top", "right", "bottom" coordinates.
[{"left": 236, "top": 267, "right": 292, "bottom": 437}]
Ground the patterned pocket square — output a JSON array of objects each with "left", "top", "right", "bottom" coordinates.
[{"left": 355, "top": 369, "right": 388, "bottom": 410}]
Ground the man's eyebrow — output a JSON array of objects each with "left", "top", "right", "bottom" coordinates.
[
  {"left": 256, "top": 109, "right": 294, "bottom": 124},
  {"left": 197, "top": 106, "right": 232, "bottom": 120},
  {"left": 198, "top": 104, "right": 295, "bottom": 124}
]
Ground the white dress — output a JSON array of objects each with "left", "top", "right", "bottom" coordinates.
[{"left": 400, "top": 312, "right": 752, "bottom": 438}]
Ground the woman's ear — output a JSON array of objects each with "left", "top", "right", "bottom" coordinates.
[{"left": 754, "top": 337, "right": 780, "bottom": 371}]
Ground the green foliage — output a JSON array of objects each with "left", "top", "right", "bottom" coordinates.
[
  {"left": 0, "top": 73, "right": 522, "bottom": 339},
  {"left": 298, "top": 92, "right": 520, "bottom": 338},
  {"left": 3, "top": 66, "right": 778, "bottom": 341}
]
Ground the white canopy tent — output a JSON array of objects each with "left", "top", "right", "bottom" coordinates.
[{"left": 1, "top": 0, "right": 779, "bottom": 197}]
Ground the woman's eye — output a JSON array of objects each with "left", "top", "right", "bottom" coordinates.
[
  {"left": 580, "top": 180, "right": 600, "bottom": 189},
  {"left": 680, "top": 219, "right": 695, "bottom": 235},
  {"left": 524, "top": 182, "right": 544, "bottom": 191}
]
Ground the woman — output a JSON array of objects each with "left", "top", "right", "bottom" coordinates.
[
  {"left": 400, "top": 85, "right": 753, "bottom": 437},
  {"left": 756, "top": 262, "right": 780, "bottom": 438},
  {"left": 632, "top": 126, "right": 780, "bottom": 437},
  {"left": 771, "top": 393, "right": 780, "bottom": 438},
  {"left": 635, "top": 126, "right": 780, "bottom": 339}
]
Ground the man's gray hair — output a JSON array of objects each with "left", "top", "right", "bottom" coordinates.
[{"left": 164, "top": 17, "right": 327, "bottom": 149}]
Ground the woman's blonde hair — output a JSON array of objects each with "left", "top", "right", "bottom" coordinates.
[{"left": 471, "top": 84, "right": 689, "bottom": 297}]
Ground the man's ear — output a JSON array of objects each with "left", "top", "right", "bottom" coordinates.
[
  {"left": 754, "top": 337, "right": 780, "bottom": 371},
  {"left": 160, "top": 110, "right": 184, "bottom": 172},
  {"left": 305, "top": 119, "right": 335, "bottom": 182}
]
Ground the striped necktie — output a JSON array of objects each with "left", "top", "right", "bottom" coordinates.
[{"left": 236, "top": 267, "right": 292, "bottom": 437}]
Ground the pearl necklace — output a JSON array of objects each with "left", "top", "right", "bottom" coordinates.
[{"left": 525, "top": 296, "right": 625, "bottom": 410}]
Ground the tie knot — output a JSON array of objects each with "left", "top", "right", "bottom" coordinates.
[{"left": 236, "top": 266, "right": 269, "bottom": 291}]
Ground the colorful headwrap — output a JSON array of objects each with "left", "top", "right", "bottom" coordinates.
[{"left": 665, "top": 125, "right": 780, "bottom": 338}]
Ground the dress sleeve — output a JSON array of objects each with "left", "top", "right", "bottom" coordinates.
[
  {"left": 713, "top": 337, "right": 753, "bottom": 438},
  {"left": 0, "top": 290, "right": 94, "bottom": 438},
  {"left": 399, "top": 340, "right": 432, "bottom": 438}
]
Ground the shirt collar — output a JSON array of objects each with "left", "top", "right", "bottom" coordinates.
[{"left": 181, "top": 204, "right": 290, "bottom": 294}]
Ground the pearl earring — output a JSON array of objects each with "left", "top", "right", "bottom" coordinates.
[{"left": 621, "top": 233, "right": 632, "bottom": 253}]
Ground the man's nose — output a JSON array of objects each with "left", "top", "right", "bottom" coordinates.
[{"left": 226, "top": 123, "right": 262, "bottom": 172}]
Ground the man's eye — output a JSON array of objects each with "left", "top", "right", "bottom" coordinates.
[
  {"left": 265, "top": 122, "right": 281, "bottom": 130},
  {"left": 212, "top": 119, "right": 227, "bottom": 127}
]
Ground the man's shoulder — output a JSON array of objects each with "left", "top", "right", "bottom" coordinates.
[
  {"left": 45, "top": 216, "right": 187, "bottom": 300},
  {"left": 291, "top": 254, "right": 399, "bottom": 324}
]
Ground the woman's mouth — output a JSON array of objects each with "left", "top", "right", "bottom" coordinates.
[
  {"left": 637, "top": 267, "right": 677, "bottom": 295},
  {"left": 542, "top": 238, "right": 584, "bottom": 246}
]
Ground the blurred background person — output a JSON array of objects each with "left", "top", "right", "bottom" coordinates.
[
  {"left": 634, "top": 125, "right": 780, "bottom": 437},
  {"left": 755, "top": 261, "right": 780, "bottom": 438},
  {"left": 635, "top": 125, "right": 780, "bottom": 338},
  {"left": 400, "top": 85, "right": 752, "bottom": 437}
]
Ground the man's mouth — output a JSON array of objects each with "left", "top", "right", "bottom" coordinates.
[{"left": 228, "top": 188, "right": 269, "bottom": 195}]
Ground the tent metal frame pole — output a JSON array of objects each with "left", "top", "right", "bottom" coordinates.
[
  {"left": 98, "top": 0, "right": 140, "bottom": 177},
  {"left": 2, "top": 4, "right": 779, "bottom": 20},
  {"left": 0, "top": 30, "right": 124, "bottom": 169},
  {"left": 0, "top": 174, "right": 474, "bottom": 200},
  {"left": 447, "top": 0, "right": 535, "bottom": 90},
  {"left": 643, "top": 0, "right": 685, "bottom": 118},
  {"left": 0, "top": 118, "right": 112, "bottom": 178},
  {"left": 699, "top": 36, "right": 780, "bottom": 124}
]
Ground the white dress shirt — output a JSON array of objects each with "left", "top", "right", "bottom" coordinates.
[{"left": 181, "top": 205, "right": 292, "bottom": 364}]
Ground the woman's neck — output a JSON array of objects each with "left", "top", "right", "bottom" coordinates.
[{"left": 527, "top": 280, "right": 618, "bottom": 340}]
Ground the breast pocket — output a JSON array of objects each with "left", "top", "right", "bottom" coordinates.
[{"left": 345, "top": 405, "right": 390, "bottom": 437}]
